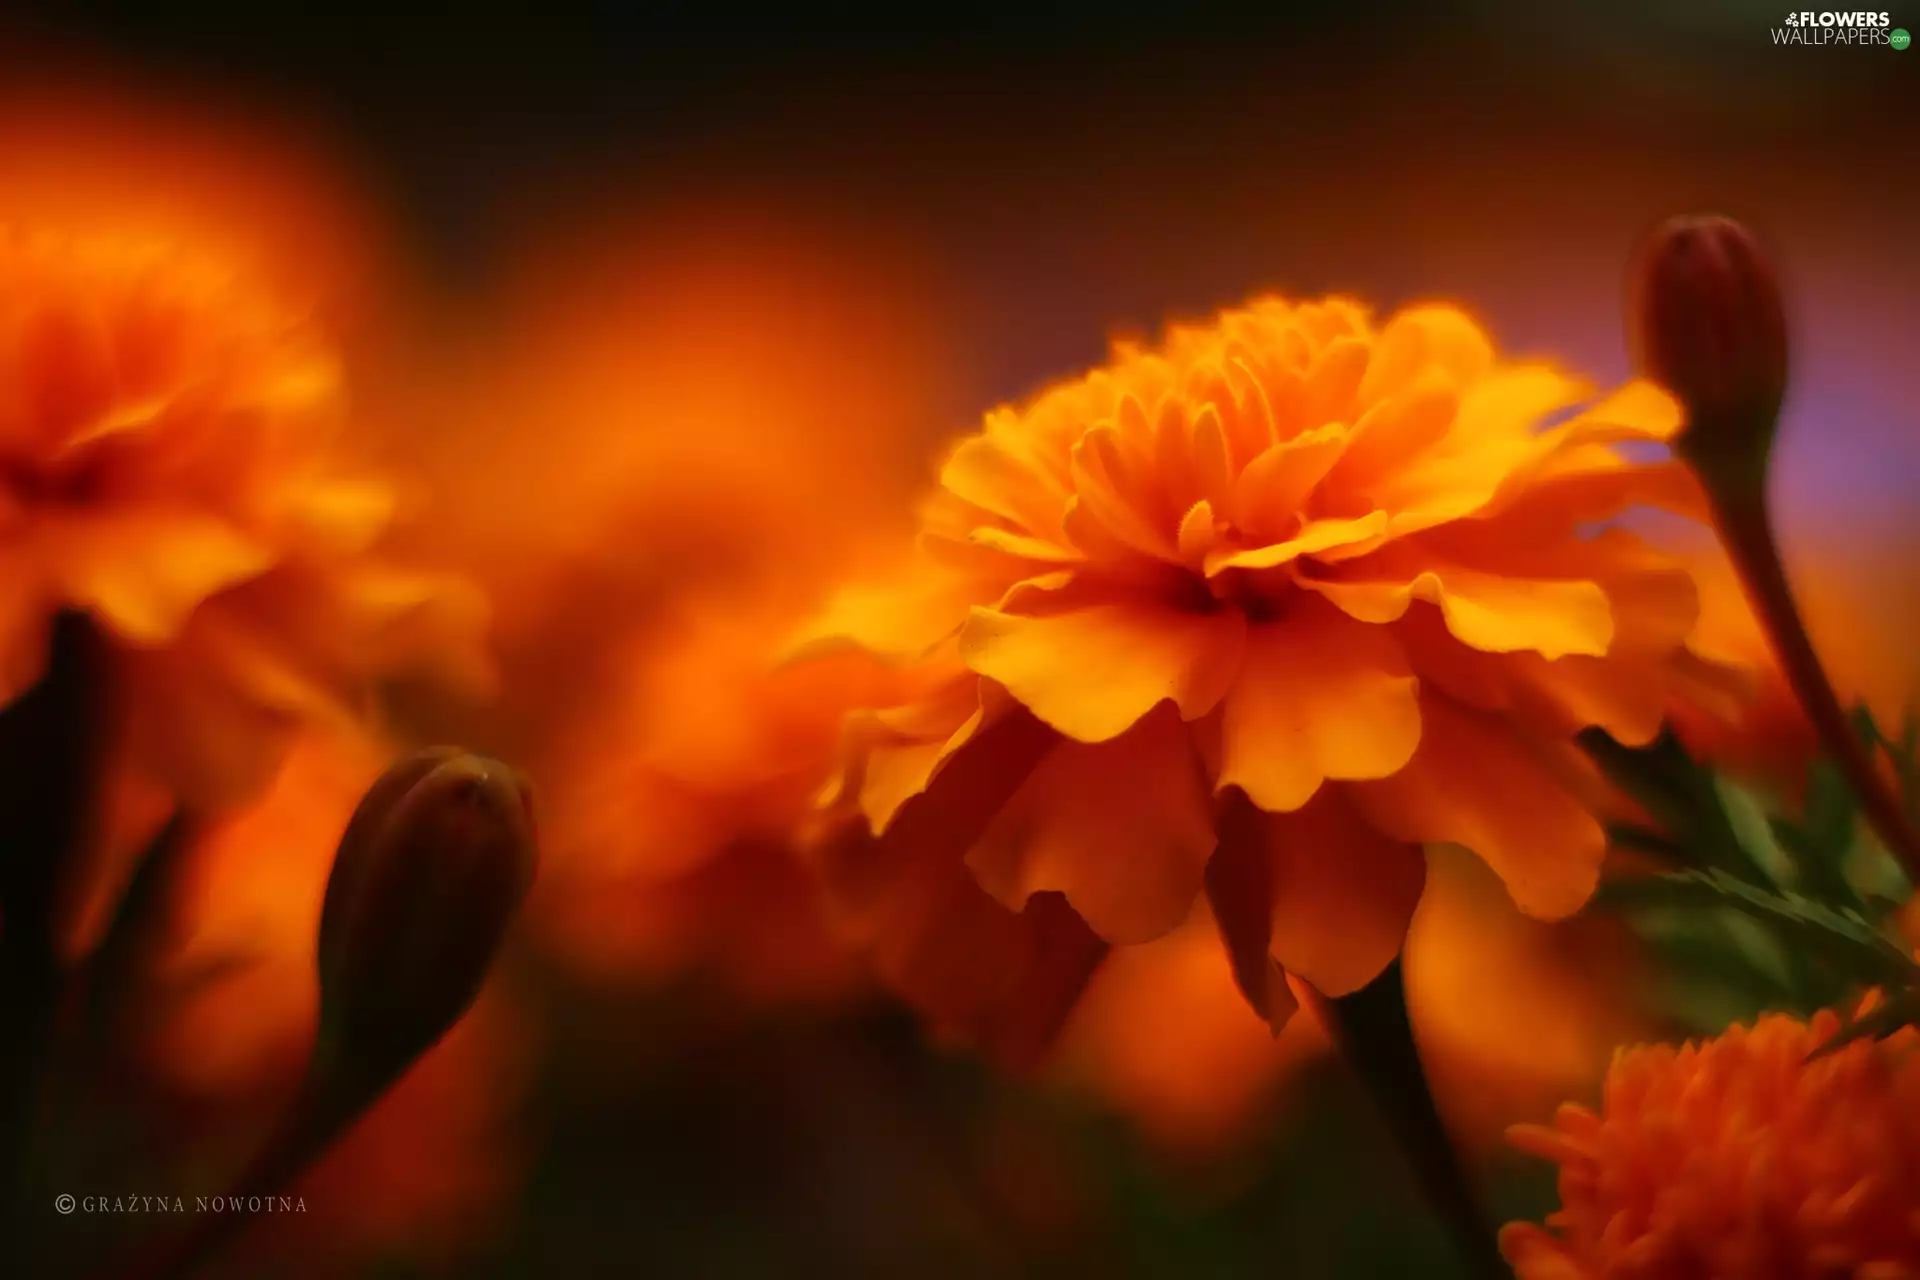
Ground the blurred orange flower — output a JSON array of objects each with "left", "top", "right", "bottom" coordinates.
[
  {"left": 374, "top": 221, "right": 961, "bottom": 1001},
  {"left": 0, "top": 229, "right": 486, "bottom": 807},
  {"left": 536, "top": 596, "right": 928, "bottom": 1002},
  {"left": 801, "top": 295, "right": 1725, "bottom": 1047},
  {"left": 1501, "top": 1002, "right": 1920, "bottom": 1278},
  {"left": 138, "top": 732, "right": 529, "bottom": 1272}
]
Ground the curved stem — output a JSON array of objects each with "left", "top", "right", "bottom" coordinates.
[
  {"left": 1709, "top": 486, "right": 1920, "bottom": 884},
  {"left": 1309, "top": 959, "right": 1511, "bottom": 1280},
  {"left": 109, "top": 1067, "right": 377, "bottom": 1280}
]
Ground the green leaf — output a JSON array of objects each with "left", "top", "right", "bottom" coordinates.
[
  {"left": 1714, "top": 777, "right": 1797, "bottom": 888},
  {"left": 1580, "top": 729, "right": 1766, "bottom": 881},
  {"left": 1597, "top": 868, "right": 1920, "bottom": 987},
  {"left": 1578, "top": 728, "right": 1698, "bottom": 835}
]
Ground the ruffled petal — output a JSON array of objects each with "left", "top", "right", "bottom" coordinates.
[
  {"left": 1258, "top": 788, "right": 1427, "bottom": 996},
  {"left": 967, "top": 703, "right": 1215, "bottom": 944},
  {"left": 1205, "top": 791, "right": 1297, "bottom": 1033},
  {"left": 960, "top": 592, "right": 1247, "bottom": 743},
  {"left": 41, "top": 507, "right": 274, "bottom": 645},
  {"left": 1347, "top": 695, "right": 1605, "bottom": 920},
  {"left": 1305, "top": 558, "right": 1615, "bottom": 661},
  {"left": 1217, "top": 601, "right": 1423, "bottom": 813}
]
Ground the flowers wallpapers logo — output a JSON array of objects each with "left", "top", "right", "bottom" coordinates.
[
  {"left": 0, "top": 6, "right": 1917, "bottom": 1278},
  {"left": 1774, "top": 9, "right": 1902, "bottom": 43}
]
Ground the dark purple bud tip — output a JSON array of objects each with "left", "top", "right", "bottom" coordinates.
[
  {"left": 1628, "top": 215, "right": 1790, "bottom": 477},
  {"left": 316, "top": 749, "right": 538, "bottom": 1084}
]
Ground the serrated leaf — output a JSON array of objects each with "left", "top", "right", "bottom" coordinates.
[
  {"left": 1804, "top": 759, "right": 1858, "bottom": 855},
  {"left": 1597, "top": 869, "right": 1920, "bottom": 987},
  {"left": 1782, "top": 757, "right": 1862, "bottom": 907},
  {"left": 1579, "top": 728, "right": 1699, "bottom": 834},
  {"left": 1715, "top": 776, "right": 1797, "bottom": 888},
  {"left": 1847, "top": 842, "right": 1912, "bottom": 915},
  {"left": 1581, "top": 728, "right": 1767, "bottom": 881}
]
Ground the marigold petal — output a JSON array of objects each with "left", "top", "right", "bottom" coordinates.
[
  {"left": 969, "top": 525, "right": 1083, "bottom": 564},
  {"left": 967, "top": 704, "right": 1215, "bottom": 944},
  {"left": 1068, "top": 425, "right": 1177, "bottom": 561},
  {"left": 15, "top": 302, "right": 117, "bottom": 448},
  {"left": 845, "top": 676, "right": 998, "bottom": 831},
  {"left": 790, "top": 568, "right": 976, "bottom": 664},
  {"left": 285, "top": 479, "right": 397, "bottom": 556},
  {"left": 1297, "top": 336, "right": 1372, "bottom": 429},
  {"left": 44, "top": 508, "right": 275, "bottom": 644},
  {"left": 1229, "top": 422, "right": 1347, "bottom": 538},
  {"left": 960, "top": 595, "right": 1247, "bottom": 742},
  {"left": 941, "top": 432, "right": 1071, "bottom": 543},
  {"left": 1347, "top": 696, "right": 1605, "bottom": 919},
  {"left": 810, "top": 819, "right": 1104, "bottom": 1070},
  {"left": 1175, "top": 499, "right": 1218, "bottom": 566},
  {"left": 1559, "top": 379, "right": 1684, "bottom": 444},
  {"left": 1450, "top": 364, "right": 1591, "bottom": 446},
  {"left": 1206, "top": 791, "right": 1297, "bottom": 1032},
  {"left": 1204, "top": 512, "right": 1388, "bottom": 576},
  {"left": 1306, "top": 563, "right": 1614, "bottom": 660},
  {"left": 120, "top": 638, "right": 311, "bottom": 808},
  {"left": 1322, "top": 372, "right": 1459, "bottom": 494},
  {"left": 1499, "top": 1223, "right": 1588, "bottom": 1280},
  {"left": 1217, "top": 605, "right": 1423, "bottom": 813},
  {"left": 975, "top": 892, "right": 1109, "bottom": 1069},
  {"left": 1259, "top": 788, "right": 1426, "bottom": 996}
]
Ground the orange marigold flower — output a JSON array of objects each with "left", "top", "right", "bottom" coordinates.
[
  {"left": 537, "top": 596, "right": 928, "bottom": 1002},
  {"left": 0, "top": 228, "right": 487, "bottom": 806},
  {"left": 1501, "top": 1005, "right": 1920, "bottom": 1278},
  {"left": 800, "top": 294, "right": 1726, "bottom": 1038}
]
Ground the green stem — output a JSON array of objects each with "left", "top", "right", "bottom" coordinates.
[
  {"left": 1708, "top": 485, "right": 1920, "bottom": 885},
  {"left": 1309, "top": 959, "right": 1511, "bottom": 1280}
]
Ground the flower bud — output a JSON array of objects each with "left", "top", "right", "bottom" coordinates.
[
  {"left": 316, "top": 748, "right": 537, "bottom": 1086},
  {"left": 1629, "top": 215, "right": 1789, "bottom": 477}
]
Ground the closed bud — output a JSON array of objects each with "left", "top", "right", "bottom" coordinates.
[
  {"left": 1629, "top": 214, "right": 1789, "bottom": 481},
  {"left": 316, "top": 748, "right": 537, "bottom": 1086}
]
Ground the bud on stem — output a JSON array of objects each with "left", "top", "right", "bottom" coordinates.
[
  {"left": 1630, "top": 214, "right": 1788, "bottom": 487},
  {"left": 1630, "top": 215, "right": 1920, "bottom": 884},
  {"left": 110, "top": 748, "right": 539, "bottom": 1280},
  {"left": 317, "top": 748, "right": 538, "bottom": 1089}
]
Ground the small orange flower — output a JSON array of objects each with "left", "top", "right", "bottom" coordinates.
[
  {"left": 1501, "top": 1004, "right": 1920, "bottom": 1278},
  {"left": 0, "top": 229, "right": 486, "bottom": 806},
  {"left": 801, "top": 295, "right": 1724, "bottom": 1040}
]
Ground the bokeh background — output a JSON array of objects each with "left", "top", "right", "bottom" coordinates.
[{"left": 2, "top": 2, "right": 1915, "bottom": 1276}]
